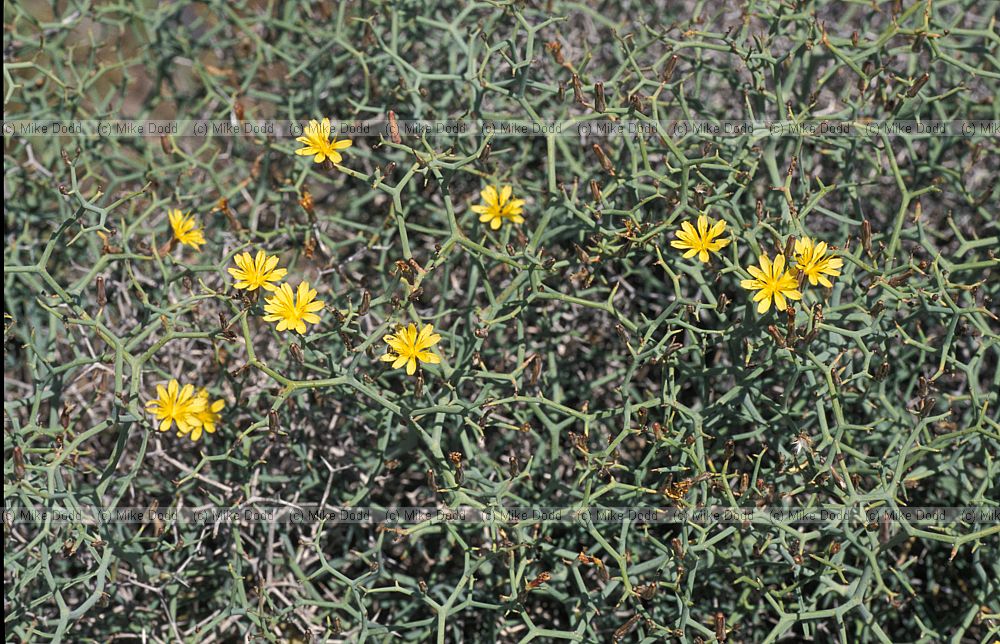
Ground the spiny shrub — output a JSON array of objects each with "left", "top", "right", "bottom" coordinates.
[{"left": 4, "top": 0, "right": 998, "bottom": 641}]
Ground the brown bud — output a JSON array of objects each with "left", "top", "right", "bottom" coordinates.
[
  {"left": 388, "top": 110, "right": 401, "bottom": 144},
  {"left": 590, "top": 179, "right": 602, "bottom": 203},
  {"left": 906, "top": 73, "right": 929, "bottom": 97},
  {"left": 715, "top": 612, "right": 727, "bottom": 642},
  {"left": 661, "top": 55, "right": 679, "bottom": 83},
  {"left": 571, "top": 74, "right": 586, "bottom": 105},
  {"left": 592, "top": 143, "right": 615, "bottom": 175},
  {"left": 13, "top": 446, "right": 25, "bottom": 480},
  {"left": 96, "top": 276, "right": 107, "bottom": 307},
  {"left": 594, "top": 82, "right": 606, "bottom": 112},
  {"left": 861, "top": 220, "right": 872, "bottom": 257},
  {"left": 613, "top": 614, "right": 640, "bottom": 641}
]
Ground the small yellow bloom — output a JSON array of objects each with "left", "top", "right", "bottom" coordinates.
[
  {"left": 294, "top": 117, "right": 352, "bottom": 164},
  {"left": 471, "top": 185, "right": 525, "bottom": 230},
  {"left": 794, "top": 236, "right": 843, "bottom": 288},
  {"left": 670, "top": 214, "right": 731, "bottom": 262},
  {"left": 263, "top": 281, "right": 324, "bottom": 335},
  {"left": 740, "top": 253, "right": 802, "bottom": 314},
  {"left": 380, "top": 323, "right": 442, "bottom": 375},
  {"left": 145, "top": 379, "right": 206, "bottom": 434},
  {"left": 180, "top": 388, "right": 225, "bottom": 442},
  {"left": 227, "top": 250, "right": 288, "bottom": 292},
  {"left": 168, "top": 209, "right": 206, "bottom": 250}
]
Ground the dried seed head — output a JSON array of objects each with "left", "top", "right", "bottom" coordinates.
[
  {"left": 299, "top": 190, "right": 315, "bottom": 216},
  {"left": 545, "top": 40, "right": 565, "bottom": 65},
  {"left": 526, "top": 571, "right": 551, "bottom": 590}
]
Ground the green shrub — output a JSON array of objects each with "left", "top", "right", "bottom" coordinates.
[{"left": 4, "top": 0, "right": 998, "bottom": 641}]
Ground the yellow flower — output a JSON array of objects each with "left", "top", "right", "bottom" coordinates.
[
  {"left": 180, "top": 388, "right": 225, "bottom": 442},
  {"left": 145, "top": 379, "right": 206, "bottom": 434},
  {"left": 793, "top": 236, "right": 843, "bottom": 288},
  {"left": 263, "top": 281, "right": 324, "bottom": 335},
  {"left": 380, "top": 323, "right": 442, "bottom": 375},
  {"left": 740, "top": 253, "right": 802, "bottom": 314},
  {"left": 670, "top": 214, "right": 731, "bottom": 262},
  {"left": 471, "top": 185, "right": 525, "bottom": 230},
  {"left": 294, "top": 117, "right": 352, "bottom": 164},
  {"left": 168, "top": 209, "right": 206, "bottom": 250},
  {"left": 227, "top": 250, "right": 288, "bottom": 292}
]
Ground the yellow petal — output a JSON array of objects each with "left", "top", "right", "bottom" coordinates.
[{"left": 418, "top": 351, "right": 440, "bottom": 364}]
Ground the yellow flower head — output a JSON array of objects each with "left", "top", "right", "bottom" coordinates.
[
  {"left": 168, "top": 209, "right": 206, "bottom": 250},
  {"left": 295, "top": 117, "right": 352, "bottom": 164},
  {"left": 670, "top": 214, "right": 731, "bottom": 262},
  {"left": 793, "top": 236, "right": 843, "bottom": 288},
  {"left": 227, "top": 250, "right": 288, "bottom": 292},
  {"left": 471, "top": 185, "right": 525, "bottom": 230},
  {"left": 740, "top": 253, "right": 802, "bottom": 314},
  {"left": 145, "top": 379, "right": 206, "bottom": 434},
  {"left": 179, "top": 388, "right": 225, "bottom": 442},
  {"left": 380, "top": 323, "right": 442, "bottom": 375},
  {"left": 263, "top": 281, "right": 324, "bottom": 335}
]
